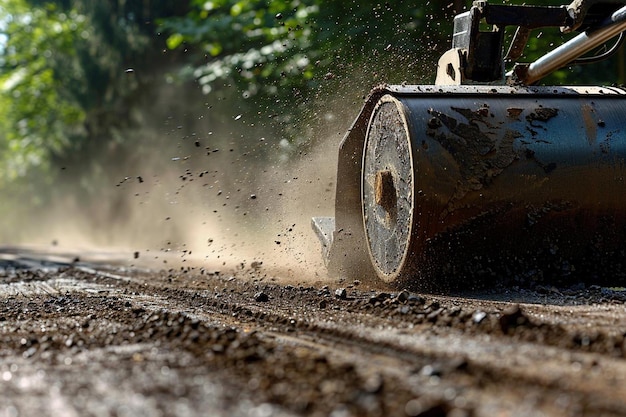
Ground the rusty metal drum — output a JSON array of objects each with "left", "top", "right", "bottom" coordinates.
[{"left": 360, "top": 85, "right": 626, "bottom": 287}]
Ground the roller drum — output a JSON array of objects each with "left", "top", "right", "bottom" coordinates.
[{"left": 361, "top": 86, "right": 626, "bottom": 288}]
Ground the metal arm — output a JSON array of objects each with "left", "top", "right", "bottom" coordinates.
[
  {"left": 436, "top": 0, "right": 626, "bottom": 86},
  {"left": 511, "top": 4, "right": 626, "bottom": 84}
]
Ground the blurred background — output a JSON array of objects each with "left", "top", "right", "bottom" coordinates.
[{"left": 0, "top": 0, "right": 623, "bottom": 273}]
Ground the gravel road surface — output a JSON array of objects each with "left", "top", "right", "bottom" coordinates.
[{"left": 1, "top": 246, "right": 626, "bottom": 417}]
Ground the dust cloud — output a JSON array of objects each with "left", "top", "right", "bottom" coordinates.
[{"left": 1, "top": 81, "right": 358, "bottom": 284}]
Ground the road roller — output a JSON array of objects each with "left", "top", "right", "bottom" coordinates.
[{"left": 312, "top": 0, "right": 626, "bottom": 290}]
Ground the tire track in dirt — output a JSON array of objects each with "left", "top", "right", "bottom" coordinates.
[{"left": 117, "top": 274, "right": 626, "bottom": 417}]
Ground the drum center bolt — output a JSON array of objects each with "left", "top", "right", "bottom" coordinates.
[{"left": 375, "top": 170, "right": 397, "bottom": 223}]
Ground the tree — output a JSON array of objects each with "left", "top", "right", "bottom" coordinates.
[
  {"left": 0, "top": 0, "right": 189, "bottom": 185},
  {"left": 158, "top": 0, "right": 460, "bottom": 141},
  {"left": 0, "top": 0, "right": 86, "bottom": 182},
  {"left": 161, "top": 0, "right": 625, "bottom": 108}
]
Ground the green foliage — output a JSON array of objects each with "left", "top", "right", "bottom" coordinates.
[
  {"left": 0, "top": 0, "right": 189, "bottom": 187},
  {"left": 159, "top": 1, "right": 451, "bottom": 105},
  {"left": 0, "top": 0, "right": 87, "bottom": 182}
]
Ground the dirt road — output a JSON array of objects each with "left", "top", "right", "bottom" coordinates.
[{"left": 1, "top": 247, "right": 626, "bottom": 417}]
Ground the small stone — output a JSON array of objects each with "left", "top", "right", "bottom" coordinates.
[
  {"left": 427, "top": 301, "right": 440, "bottom": 310},
  {"left": 419, "top": 364, "right": 442, "bottom": 377},
  {"left": 335, "top": 288, "right": 347, "bottom": 300},
  {"left": 499, "top": 305, "right": 530, "bottom": 333},
  {"left": 319, "top": 300, "right": 327, "bottom": 309},
  {"left": 427, "top": 309, "right": 442, "bottom": 322},
  {"left": 376, "top": 292, "right": 391, "bottom": 301},
  {"left": 23, "top": 347, "right": 37, "bottom": 358},
  {"left": 472, "top": 310, "right": 487, "bottom": 324},
  {"left": 364, "top": 374, "right": 383, "bottom": 393},
  {"left": 396, "top": 290, "right": 410, "bottom": 303},
  {"left": 397, "top": 305, "right": 411, "bottom": 315},
  {"left": 254, "top": 292, "right": 269, "bottom": 302},
  {"left": 408, "top": 295, "right": 425, "bottom": 305},
  {"left": 319, "top": 287, "right": 331, "bottom": 296}
]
